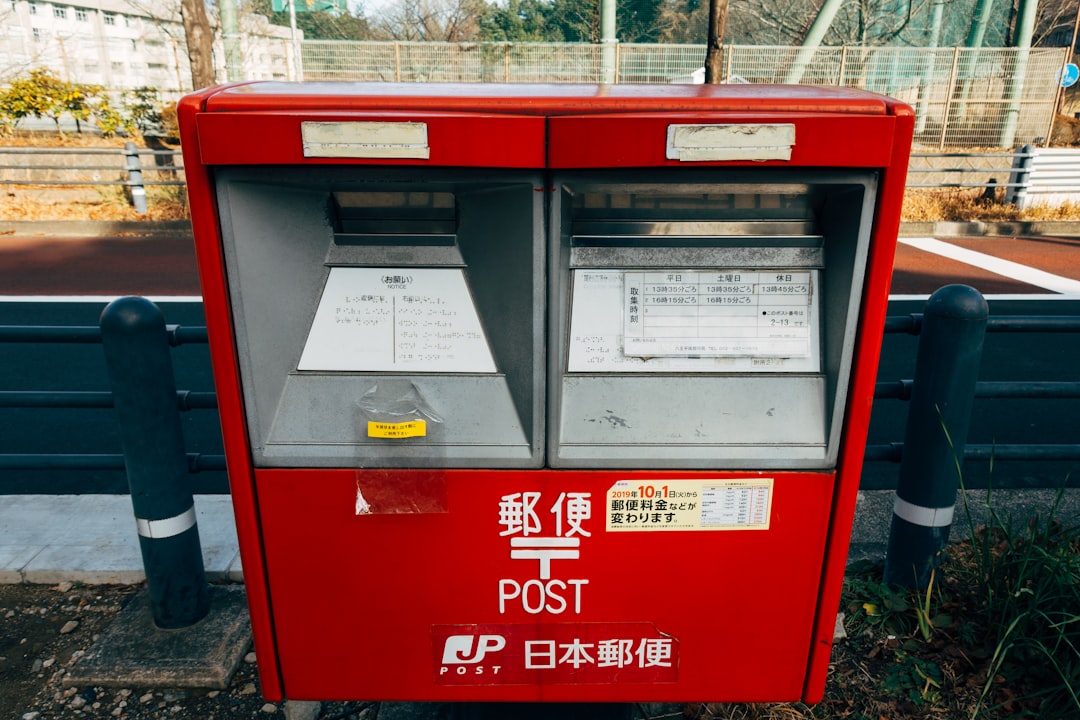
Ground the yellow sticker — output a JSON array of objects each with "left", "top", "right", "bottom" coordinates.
[
  {"left": 606, "top": 478, "right": 773, "bottom": 532},
  {"left": 367, "top": 420, "right": 427, "bottom": 439}
]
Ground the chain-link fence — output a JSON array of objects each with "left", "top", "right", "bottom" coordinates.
[{"left": 299, "top": 41, "right": 1069, "bottom": 149}]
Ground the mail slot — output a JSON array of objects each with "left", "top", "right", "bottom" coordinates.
[
  {"left": 179, "top": 83, "right": 913, "bottom": 705},
  {"left": 549, "top": 173, "right": 874, "bottom": 467},
  {"left": 209, "top": 170, "right": 545, "bottom": 468}
]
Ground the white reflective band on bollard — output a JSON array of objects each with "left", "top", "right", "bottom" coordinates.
[
  {"left": 892, "top": 496, "right": 955, "bottom": 528},
  {"left": 135, "top": 505, "right": 197, "bottom": 539}
]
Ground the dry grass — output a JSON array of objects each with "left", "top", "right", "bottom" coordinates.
[
  {"left": 902, "top": 188, "right": 1080, "bottom": 222},
  {"left": 0, "top": 129, "right": 133, "bottom": 148},
  {"left": 9, "top": 186, "right": 1080, "bottom": 225},
  {"left": 2, "top": 185, "right": 189, "bottom": 221},
  {"left": 1, "top": 132, "right": 187, "bottom": 221},
  {"left": 4, "top": 132, "right": 1080, "bottom": 224}
]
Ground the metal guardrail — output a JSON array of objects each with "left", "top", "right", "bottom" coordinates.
[
  {"left": 0, "top": 294, "right": 1077, "bottom": 485},
  {"left": 1, "top": 146, "right": 1069, "bottom": 204},
  {"left": 1005, "top": 145, "right": 1080, "bottom": 209},
  {"left": 906, "top": 150, "right": 1031, "bottom": 191},
  {"left": 868, "top": 311, "right": 1080, "bottom": 466},
  {"left": 0, "top": 318, "right": 224, "bottom": 473},
  {"left": 0, "top": 142, "right": 184, "bottom": 214}
]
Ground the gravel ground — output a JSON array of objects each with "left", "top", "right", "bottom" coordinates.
[
  {"left": 1, "top": 582, "right": 683, "bottom": 720},
  {"left": 0, "top": 581, "right": 382, "bottom": 720}
]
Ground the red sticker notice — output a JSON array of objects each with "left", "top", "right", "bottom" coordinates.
[{"left": 432, "top": 623, "right": 678, "bottom": 685}]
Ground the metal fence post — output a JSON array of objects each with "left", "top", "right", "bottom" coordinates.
[
  {"left": 100, "top": 296, "right": 210, "bottom": 629},
  {"left": 123, "top": 141, "right": 148, "bottom": 214},
  {"left": 884, "top": 285, "right": 988, "bottom": 589}
]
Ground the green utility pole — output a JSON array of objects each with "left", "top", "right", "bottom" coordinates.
[
  {"left": 783, "top": 0, "right": 845, "bottom": 84},
  {"left": 219, "top": 0, "right": 242, "bottom": 81},
  {"left": 916, "top": 0, "right": 945, "bottom": 133},
  {"left": 999, "top": 0, "right": 1039, "bottom": 147},
  {"left": 951, "top": 0, "right": 996, "bottom": 124},
  {"left": 600, "top": 0, "right": 617, "bottom": 83},
  {"left": 965, "top": 0, "right": 993, "bottom": 50}
]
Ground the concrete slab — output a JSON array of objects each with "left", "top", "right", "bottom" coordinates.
[
  {"left": 23, "top": 543, "right": 146, "bottom": 585},
  {"left": 64, "top": 584, "right": 252, "bottom": 690},
  {"left": 0, "top": 495, "right": 240, "bottom": 585},
  {"left": 0, "top": 545, "right": 43, "bottom": 582},
  {"left": 3, "top": 490, "right": 1076, "bottom": 585},
  {"left": 226, "top": 552, "right": 244, "bottom": 582}
]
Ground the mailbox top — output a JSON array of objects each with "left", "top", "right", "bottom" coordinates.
[{"left": 194, "top": 81, "right": 908, "bottom": 117}]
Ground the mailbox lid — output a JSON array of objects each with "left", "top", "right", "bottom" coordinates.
[
  {"left": 548, "top": 112, "right": 901, "bottom": 168},
  {"left": 195, "top": 111, "right": 547, "bottom": 168},
  {"left": 199, "top": 81, "right": 893, "bottom": 116},
  {"left": 189, "top": 83, "right": 897, "bottom": 168}
]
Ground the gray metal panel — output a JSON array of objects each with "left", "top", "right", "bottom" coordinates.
[
  {"left": 324, "top": 243, "right": 465, "bottom": 266},
  {"left": 216, "top": 176, "right": 332, "bottom": 460},
  {"left": 571, "top": 220, "right": 817, "bottom": 236},
  {"left": 570, "top": 246, "right": 823, "bottom": 269},
  {"left": 553, "top": 375, "right": 826, "bottom": 468},
  {"left": 261, "top": 374, "right": 533, "bottom": 467},
  {"left": 214, "top": 167, "right": 546, "bottom": 469},
  {"left": 548, "top": 168, "right": 879, "bottom": 469}
]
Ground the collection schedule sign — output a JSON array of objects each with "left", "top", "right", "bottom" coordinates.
[{"left": 623, "top": 271, "right": 813, "bottom": 358}]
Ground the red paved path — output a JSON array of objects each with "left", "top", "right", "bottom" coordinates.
[
  {"left": 2, "top": 233, "right": 1078, "bottom": 297},
  {"left": 0, "top": 235, "right": 202, "bottom": 296}
]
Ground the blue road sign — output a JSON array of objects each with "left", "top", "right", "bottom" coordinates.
[{"left": 1061, "top": 63, "right": 1079, "bottom": 88}]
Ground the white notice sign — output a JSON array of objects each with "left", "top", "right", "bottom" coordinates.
[
  {"left": 298, "top": 267, "right": 497, "bottom": 373},
  {"left": 623, "top": 271, "right": 812, "bottom": 358},
  {"left": 566, "top": 269, "right": 820, "bottom": 373}
]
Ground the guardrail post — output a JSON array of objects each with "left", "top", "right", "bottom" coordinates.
[
  {"left": 884, "top": 285, "right": 988, "bottom": 589},
  {"left": 1006, "top": 143, "right": 1033, "bottom": 207},
  {"left": 123, "top": 141, "right": 148, "bottom": 214},
  {"left": 100, "top": 296, "right": 210, "bottom": 629}
]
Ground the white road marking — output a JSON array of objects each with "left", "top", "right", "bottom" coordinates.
[{"left": 898, "top": 237, "right": 1080, "bottom": 295}]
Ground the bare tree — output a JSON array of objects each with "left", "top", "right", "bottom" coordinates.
[
  {"left": 704, "top": 0, "right": 726, "bottom": 83},
  {"left": 1031, "top": 0, "right": 1080, "bottom": 48},
  {"left": 825, "top": 0, "right": 928, "bottom": 45},
  {"left": 654, "top": 0, "right": 709, "bottom": 44},
  {"left": 180, "top": 0, "right": 216, "bottom": 88},
  {"left": 371, "top": 0, "right": 487, "bottom": 41},
  {"left": 728, "top": 0, "right": 820, "bottom": 45},
  {"left": 120, "top": 0, "right": 216, "bottom": 89}
]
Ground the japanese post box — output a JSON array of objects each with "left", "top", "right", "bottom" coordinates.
[{"left": 179, "top": 83, "right": 913, "bottom": 705}]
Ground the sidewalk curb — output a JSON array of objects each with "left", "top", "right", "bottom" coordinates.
[
  {"left": 900, "top": 220, "right": 1080, "bottom": 236},
  {"left": 0, "top": 220, "right": 193, "bottom": 237}
]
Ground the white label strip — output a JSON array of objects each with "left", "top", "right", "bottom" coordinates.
[
  {"left": 666, "top": 124, "right": 795, "bottom": 162},
  {"left": 135, "top": 505, "right": 197, "bottom": 539},
  {"left": 301, "top": 121, "right": 430, "bottom": 159},
  {"left": 892, "top": 496, "right": 955, "bottom": 528}
]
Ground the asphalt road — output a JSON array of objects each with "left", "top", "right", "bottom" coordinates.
[
  {"left": 1, "top": 231, "right": 1079, "bottom": 493},
  {"left": 2, "top": 232, "right": 1079, "bottom": 298},
  {"left": 0, "top": 233, "right": 202, "bottom": 297}
]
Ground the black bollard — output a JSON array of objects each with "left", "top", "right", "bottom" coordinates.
[
  {"left": 884, "top": 285, "right": 988, "bottom": 589},
  {"left": 100, "top": 297, "right": 210, "bottom": 628}
]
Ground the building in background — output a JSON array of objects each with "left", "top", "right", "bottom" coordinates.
[{"left": 0, "top": 0, "right": 299, "bottom": 92}]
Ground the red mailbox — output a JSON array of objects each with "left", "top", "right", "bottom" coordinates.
[{"left": 179, "top": 83, "right": 913, "bottom": 704}]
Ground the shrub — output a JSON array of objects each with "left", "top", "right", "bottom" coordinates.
[{"left": 0, "top": 68, "right": 167, "bottom": 139}]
